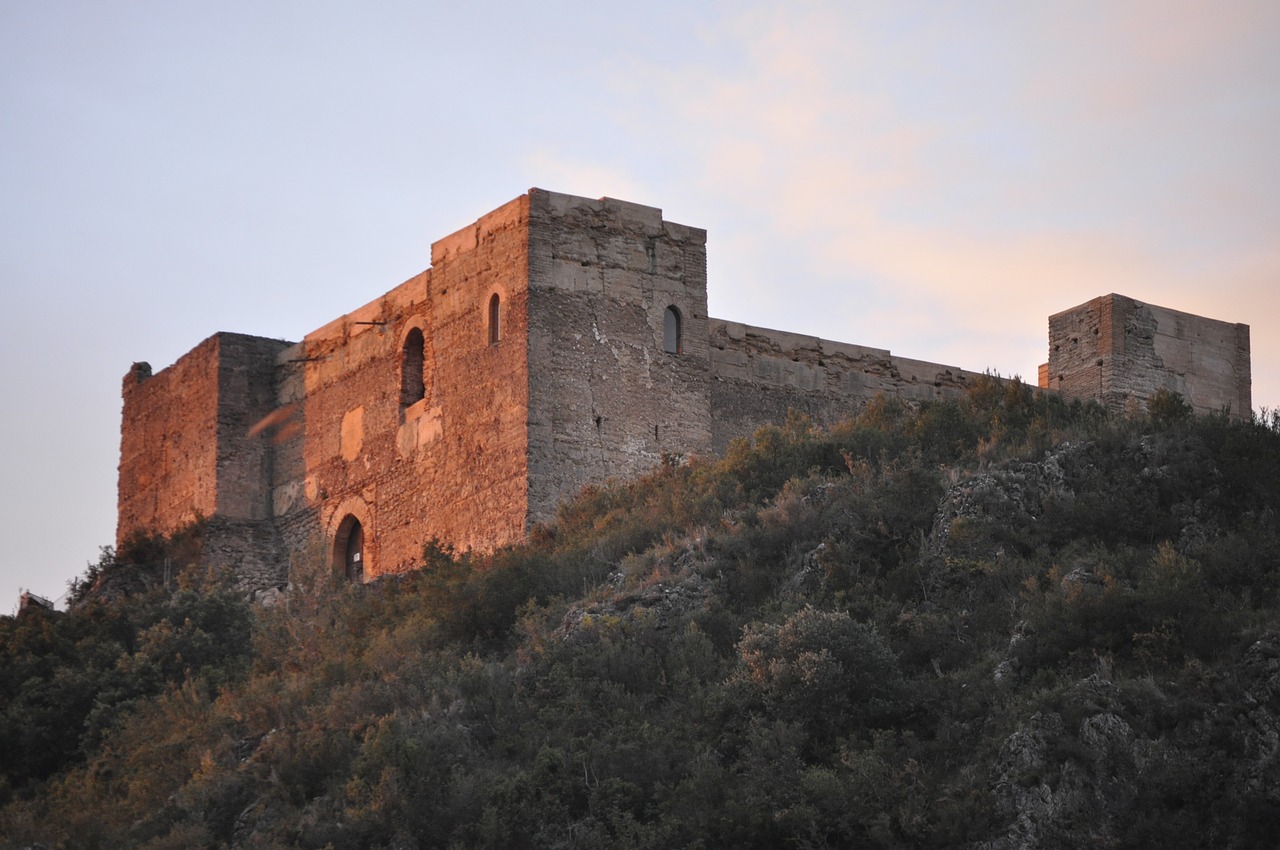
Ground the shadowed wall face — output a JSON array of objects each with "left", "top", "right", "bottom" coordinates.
[
  {"left": 525, "top": 191, "right": 713, "bottom": 525},
  {"left": 706, "top": 320, "right": 988, "bottom": 453}
]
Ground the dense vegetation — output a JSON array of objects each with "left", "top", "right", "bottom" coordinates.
[{"left": 3, "top": 381, "right": 1279, "bottom": 849}]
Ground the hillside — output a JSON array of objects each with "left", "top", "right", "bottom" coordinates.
[{"left": 3, "top": 380, "right": 1279, "bottom": 849}]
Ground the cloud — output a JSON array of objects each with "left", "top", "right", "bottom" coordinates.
[
  {"left": 357, "top": 2, "right": 1280, "bottom": 402},
  {"left": 582, "top": 1, "right": 1280, "bottom": 407}
]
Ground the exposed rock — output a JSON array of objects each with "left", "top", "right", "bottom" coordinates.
[
  {"left": 254, "top": 585, "right": 287, "bottom": 607},
  {"left": 554, "top": 544, "right": 717, "bottom": 644},
  {"left": 74, "top": 562, "right": 162, "bottom": 606},
  {"left": 925, "top": 442, "right": 1083, "bottom": 564},
  {"left": 981, "top": 677, "right": 1142, "bottom": 849},
  {"left": 232, "top": 794, "right": 287, "bottom": 847},
  {"left": 980, "top": 646, "right": 1280, "bottom": 849}
]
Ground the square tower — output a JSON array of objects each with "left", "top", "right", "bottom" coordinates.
[
  {"left": 524, "top": 190, "right": 712, "bottom": 523},
  {"left": 1040, "top": 294, "right": 1251, "bottom": 417}
]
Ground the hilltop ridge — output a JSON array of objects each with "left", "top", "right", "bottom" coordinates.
[{"left": 4, "top": 382, "right": 1280, "bottom": 848}]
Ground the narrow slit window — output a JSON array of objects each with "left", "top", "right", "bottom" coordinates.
[
  {"left": 401, "top": 328, "right": 426, "bottom": 407},
  {"left": 663, "top": 305, "right": 682, "bottom": 354},
  {"left": 488, "top": 293, "right": 501, "bottom": 345}
]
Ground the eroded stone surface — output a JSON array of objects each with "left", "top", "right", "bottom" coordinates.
[{"left": 1041, "top": 293, "right": 1251, "bottom": 417}]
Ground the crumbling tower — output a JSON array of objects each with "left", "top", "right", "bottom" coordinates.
[{"left": 1039, "top": 294, "right": 1250, "bottom": 417}]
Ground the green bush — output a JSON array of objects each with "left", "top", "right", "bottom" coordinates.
[{"left": 7, "top": 387, "right": 1280, "bottom": 849}]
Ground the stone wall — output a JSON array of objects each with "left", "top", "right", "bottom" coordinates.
[
  {"left": 266, "top": 194, "right": 534, "bottom": 580},
  {"left": 525, "top": 190, "right": 713, "bottom": 521},
  {"left": 707, "top": 319, "right": 984, "bottom": 452},
  {"left": 216, "top": 334, "right": 291, "bottom": 520},
  {"left": 199, "top": 517, "right": 287, "bottom": 592},
  {"left": 118, "top": 333, "right": 291, "bottom": 549},
  {"left": 1042, "top": 294, "right": 1251, "bottom": 417}
]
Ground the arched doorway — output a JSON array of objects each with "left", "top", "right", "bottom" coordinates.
[{"left": 335, "top": 515, "right": 365, "bottom": 583}]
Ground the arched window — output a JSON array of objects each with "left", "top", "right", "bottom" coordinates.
[
  {"left": 663, "top": 305, "right": 682, "bottom": 354},
  {"left": 401, "top": 327, "right": 425, "bottom": 407},
  {"left": 335, "top": 515, "right": 364, "bottom": 583},
  {"left": 488, "top": 293, "right": 501, "bottom": 345}
]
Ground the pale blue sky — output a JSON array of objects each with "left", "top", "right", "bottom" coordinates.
[{"left": 3, "top": 1, "right": 1278, "bottom": 606}]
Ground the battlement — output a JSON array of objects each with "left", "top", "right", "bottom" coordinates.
[{"left": 116, "top": 190, "right": 1252, "bottom": 591}]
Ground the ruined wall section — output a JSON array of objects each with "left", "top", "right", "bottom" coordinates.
[
  {"left": 118, "top": 333, "right": 291, "bottom": 549},
  {"left": 707, "top": 320, "right": 982, "bottom": 452},
  {"left": 525, "top": 190, "right": 712, "bottom": 525},
  {"left": 1042, "top": 294, "right": 1251, "bottom": 417},
  {"left": 119, "top": 339, "right": 221, "bottom": 547},
  {"left": 271, "top": 195, "right": 532, "bottom": 579},
  {"left": 204, "top": 334, "right": 295, "bottom": 590},
  {"left": 267, "top": 341, "right": 313, "bottom": 564}
]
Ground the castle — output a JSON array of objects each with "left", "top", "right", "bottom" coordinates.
[{"left": 117, "top": 189, "right": 1252, "bottom": 589}]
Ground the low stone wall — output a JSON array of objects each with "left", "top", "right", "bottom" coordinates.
[{"left": 708, "top": 319, "right": 984, "bottom": 451}]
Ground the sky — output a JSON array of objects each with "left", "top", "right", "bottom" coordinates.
[{"left": 3, "top": 1, "right": 1278, "bottom": 608}]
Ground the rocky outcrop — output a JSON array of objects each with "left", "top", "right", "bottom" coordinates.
[
  {"left": 979, "top": 640, "right": 1280, "bottom": 850},
  {"left": 924, "top": 442, "right": 1082, "bottom": 565},
  {"left": 980, "top": 675, "right": 1145, "bottom": 849},
  {"left": 553, "top": 540, "right": 717, "bottom": 645}
]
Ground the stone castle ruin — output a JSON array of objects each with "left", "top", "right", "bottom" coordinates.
[{"left": 117, "top": 189, "right": 1251, "bottom": 589}]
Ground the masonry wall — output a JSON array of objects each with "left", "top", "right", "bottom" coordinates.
[
  {"left": 118, "top": 343, "right": 220, "bottom": 546},
  {"left": 267, "top": 194, "right": 533, "bottom": 580},
  {"left": 216, "top": 334, "right": 292, "bottom": 518},
  {"left": 707, "top": 319, "right": 983, "bottom": 452},
  {"left": 524, "top": 190, "right": 713, "bottom": 524},
  {"left": 118, "top": 333, "right": 291, "bottom": 549},
  {"left": 1042, "top": 294, "right": 1251, "bottom": 417}
]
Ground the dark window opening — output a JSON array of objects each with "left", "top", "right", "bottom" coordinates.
[
  {"left": 337, "top": 516, "right": 364, "bottom": 583},
  {"left": 663, "top": 306, "right": 682, "bottom": 354},
  {"left": 401, "top": 328, "right": 426, "bottom": 407},
  {"left": 488, "top": 294, "right": 501, "bottom": 345}
]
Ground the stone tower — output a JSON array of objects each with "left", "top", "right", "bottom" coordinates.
[{"left": 1039, "top": 294, "right": 1251, "bottom": 417}]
